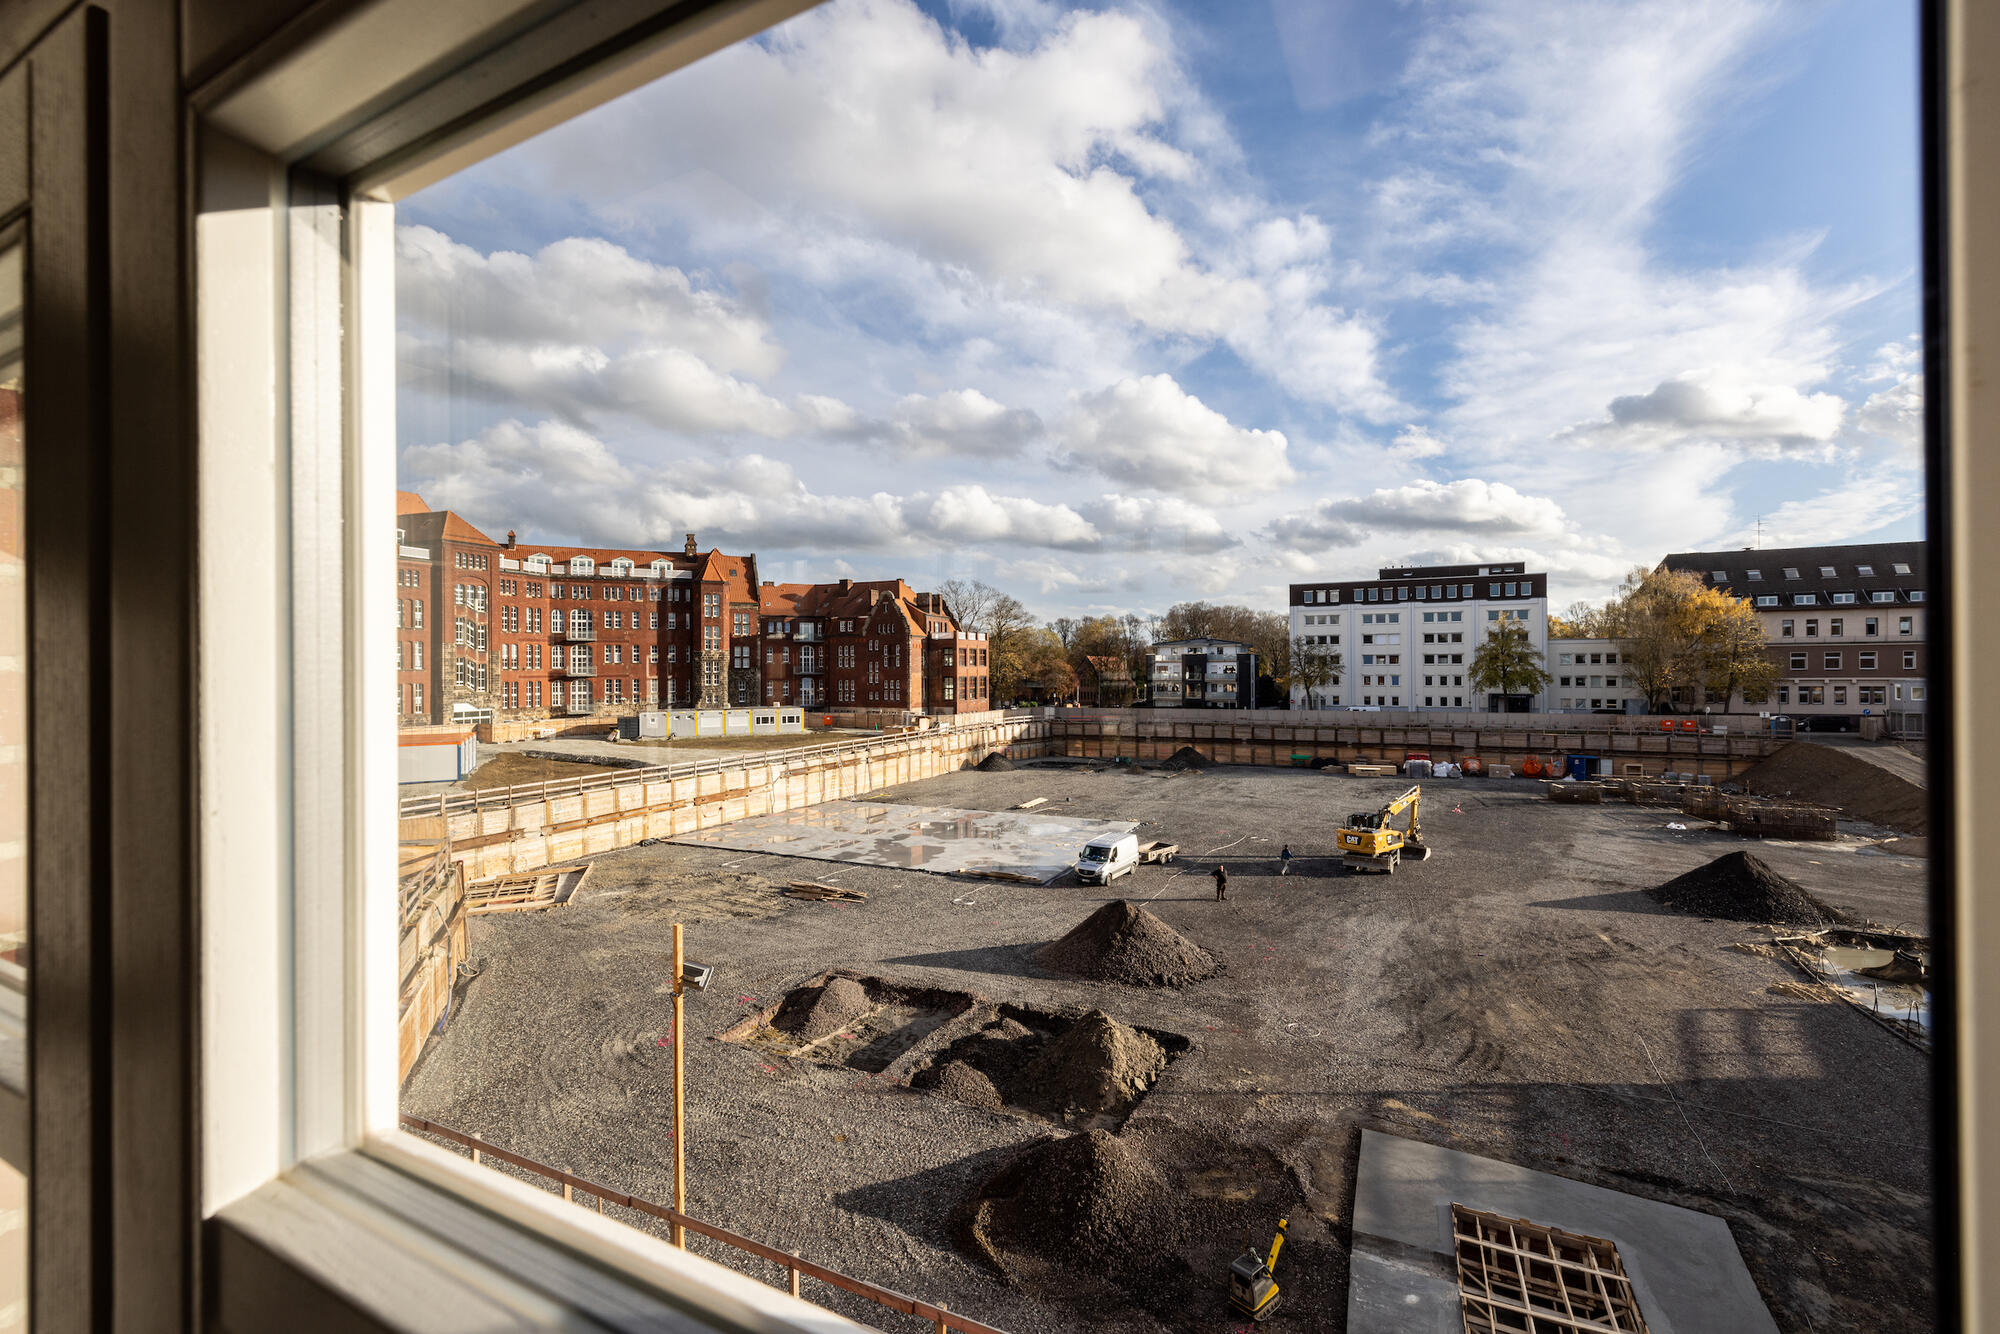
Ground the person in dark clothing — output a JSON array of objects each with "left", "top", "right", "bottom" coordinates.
[
  {"left": 1279, "top": 845, "right": 1293, "bottom": 876},
  {"left": 1213, "top": 864, "right": 1229, "bottom": 900}
]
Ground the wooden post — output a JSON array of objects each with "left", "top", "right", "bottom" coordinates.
[
  {"left": 672, "top": 921, "right": 686, "bottom": 1247},
  {"left": 934, "top": 1301, "right": 948, "bottom": 1334},
  {"left": 788, "top": 1256, "right": 801, "bottom": 1299}
]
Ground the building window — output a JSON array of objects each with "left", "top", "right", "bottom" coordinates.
[
  {"left": 1791, "top": 652, "right": 1807, "bottom": 669},
  {"left": 1747, "top": 569, "right": 1762, "bottom": 580},
  {"left": 1873, "top": 591, "right": 1895, "bottom": 603},
  {"left": 1783, "top": 567, "right": 1800, "bottom": 579},
  {"left": 1861, "top": 652, "right": 1877, "bottom": 669},
  {"left": 1805, "top": 619, "right": 1818, "bottom": 637},
  {"left": 1900, "top": 617, "right": 1914, "bottom": 635},
  {"left": 1831, "top": 618, "right": 1843, "bottom": 636},
  {"left": 1904, "top": 650, "right": 1917, "bottom": 670},
  {"left": 1825, "top": 653, "right": 1841, "bottom": 670},
  {"left": 1756, "top": 595, "right": 1778, "bottom": 607},
  {"left": 1866, "top": 617, "right": 1879, "bottom": 636}
]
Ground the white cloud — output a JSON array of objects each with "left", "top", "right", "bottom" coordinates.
[
  {"left": 397, "top": 225, "right": 780, "bottom": 378},
  {"left": 504, "top": 0, "right": 1400, "bottom": 418},
  {"left": 1057, "top": 374, "right": 1293, "bottom": 494},
  {"left": 1390, "top": 425, "right": 1448, "bottom": 459},
  {"left": 886, "top": 389, "right": 1043, "bottom": 457},
  {"left": 1268, "top": 478, "right": 1569, "bottom": 553},
  {"left": 913, "top": 485, "right": 1096, "bottom": 548},
  {"left": 1855, "top": 379, "right": 1923, "bottom": 453},
  {"left": 1561, "top": 370, "right": 1846, "bottom": 454},
  {"left": 1716, "top": 479, "right": 1923, "bottom": 549},
  {"left": 1083, "top": 494, "right": 1236, "bottom": 554}
]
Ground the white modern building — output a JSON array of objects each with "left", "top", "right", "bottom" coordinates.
[
  {"left": 1145, "top": 638, "right": 1258, "bottom": 709},
  {"left": 1545, "top": 638, "right": 1640, "bottom": 713},
  {"left": 1288, "top": 562, "right": 1549, "bottom": 711}
]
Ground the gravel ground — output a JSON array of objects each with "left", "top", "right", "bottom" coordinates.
[{"left": 402, "top": 764, "right": 1933, "bottom": 1333}]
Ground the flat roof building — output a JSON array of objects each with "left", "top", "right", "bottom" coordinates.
[{"left": 1288, "top": 562, "right": 1548, "bottom": 711}]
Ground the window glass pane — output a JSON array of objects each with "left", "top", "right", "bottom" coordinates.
[
  {"left": 0, "top": 239, "right": 23, "bottom": 1104},
  {"left": 378, "top": 3, "right": 1929, "bottom": 1329}
]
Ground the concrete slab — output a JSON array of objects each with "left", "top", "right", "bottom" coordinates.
[
  {"left": 665, "top": 800, "right": 1138, "bottom": 884},
  {"left": 1348, "top": 1129, "right": 1779, "bottom": 1334}
]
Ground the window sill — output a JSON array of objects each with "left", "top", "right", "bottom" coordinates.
[{"left": 210, "top": 1144, "right": 868, "bottom": 1333}]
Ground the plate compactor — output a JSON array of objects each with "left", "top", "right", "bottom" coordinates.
[{"left": 1227, "top": 1218, "right": 1289, "bottom": 1321}]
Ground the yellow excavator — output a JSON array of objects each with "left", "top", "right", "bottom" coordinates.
[
  {"left": 1336, "top": 784, "right": 1432, "bottom": 875},
  {"left": 1227, "top": 1218, "right": 1289, "bottom": 1321}
]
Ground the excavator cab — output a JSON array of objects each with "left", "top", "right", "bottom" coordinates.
[
  {"left": 1337, "top": 784, "right": 1432, "bottom": 874},
  {"left": 1228, "top": 1218, "right": 1288, "bottom": 1321}
]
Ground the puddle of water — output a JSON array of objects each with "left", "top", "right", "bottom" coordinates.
[{"left": 1811, "top": 947, "right": 1930, "bottom": 1032}]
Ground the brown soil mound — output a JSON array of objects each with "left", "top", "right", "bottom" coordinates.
[
  {"left": 930, "top": 1059, "right": 1004, "bottom": 1109},
  {"left": 771, "top": 975, "right": 872, "bottom": 1041},
  {"left": 961, "top": 1125, "right": 1335, "bottom": 1322},
  {"left": 1737, "top": 744, "right": 1927, "bottom": 833},
  {"left": 970, "top": 1129, "right": 1179, "bottom": 1273},
  {"left": 1019, "top": 1011, "right": 1166, "bottom": 1120},
  {"left": 1038, "top": 900, "right": 1218, "bottom": 987},
  {"left": 1647, "top": 851, "right": 1853, "bottom": 926},
  {"left": 975, "top": 751, "right": 1015, "bottom": 771},
  {"left": 1160, "top": 746, "right": 1210, "bottom": 771}
]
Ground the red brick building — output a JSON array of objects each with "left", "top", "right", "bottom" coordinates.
[{"left": 394, "top": 494, "right": 988, "bottom": 725}]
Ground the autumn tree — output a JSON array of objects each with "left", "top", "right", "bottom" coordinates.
[
  {"left": 1468, "top": 620, "right": 1552, "bottom": 706},
  {"left": 937, "top": 578, "right": 1038, "bottom": 700},
  {"left": 1601, "top": 566, "right": 1772, "bottom": 712},
  {"left": 1290, "top": 635, "right": 1344, "bottom": 708},
  {"left": 1156, "top": 601, "right": 1289, "bottom": 701},
  {"left": 1547, "top": 598, "right": 1615, "bottom": 639}
]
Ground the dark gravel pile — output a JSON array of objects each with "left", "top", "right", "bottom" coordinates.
[
  {"left": 975, "top": 752, "right": 1016, "bottom": 772},
  {"left": 770, "top": 975, "right": 872, "bottom": 1040},
  {"left": 1647, "top": 851, "right": 1854, "bottom": 926},
  {"left": 1738, "top": 743, "right": 1927, "bottom": 833},
  {"left": 1039, "top": 900, "right": 1219, "bottom": 986},
  {"left": 1019, "top": 1011, "right": 1166, "bottom": 1120},
  {"left": 1160, "top": 746, "right": 1210, "bottom": 771}
]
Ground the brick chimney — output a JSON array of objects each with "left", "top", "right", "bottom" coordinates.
[
  {"left": 839, "top": 577, "right": 853, "bottom": 593},
  {"left": 684, "top": 532, "right": 697, "bottom": 557},
  {"left": 504, "top": 529, "right": 516, "bottom": 548}
]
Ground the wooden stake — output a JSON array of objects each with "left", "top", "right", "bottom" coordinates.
[
  {"left": 672, "top": 921, "right": 686, "bottom": 1248},
  {"left": 789, "top": 1256, "right": 801, "bottom": 1299},
  {"left": 935, "top": 1300, "right": 948, "bottom": 1334}
]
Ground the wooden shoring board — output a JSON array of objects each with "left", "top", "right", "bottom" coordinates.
[{"left": 466, "top": 863, "right": 590, "bottom": 915}]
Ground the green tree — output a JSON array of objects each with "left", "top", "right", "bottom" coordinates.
[{"left": 1468, "top": 620, "right": 1552, "bottom": 706}]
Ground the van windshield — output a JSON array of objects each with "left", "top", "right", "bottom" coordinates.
[{"left": 1079, "top": 846, "right": 1109, "bottom": 862}]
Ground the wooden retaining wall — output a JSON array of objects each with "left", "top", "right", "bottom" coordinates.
[
  {"left": 402, "top": 714, "right": 1052, "bottom": 882},
  {"left": 1047, "top": 713, "right": 1778, "bottom": 779}
]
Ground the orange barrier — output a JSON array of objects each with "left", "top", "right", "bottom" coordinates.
[{"left": 1519, "top": 755, "right": 1544, "bottom": 777}]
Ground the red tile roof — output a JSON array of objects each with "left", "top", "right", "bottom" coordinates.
[{"left": 397, "top": 490, "right": 431, "bottom": 515}]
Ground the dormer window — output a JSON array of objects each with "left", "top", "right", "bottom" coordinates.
[
  {"left": 1782, "top": 567, "right": 1801, "bottom": 579},
  {"left": 571, "top": 556, "right": 595, "bottom": 574},
  {"left": 527, "top": 553, "right": 551, "bottom": 571},
  {"left": 1747, "top": 569, "right": 1762, "bottom": 580},
  {"left": 609, "top": 557, "right": 633, "bottom": 575},
  {"left": 1819, "top": 565, "right": 1837, "bottom": 577},
  {"left": 1856, "top": 564, "right": 1874, "bottom": 576},
  {"left": 1710, "top": 570, "right": 1728, "bottom": 582},
  {"left": 1893, "top": 562, "right": 1912, "bottom": 575}
]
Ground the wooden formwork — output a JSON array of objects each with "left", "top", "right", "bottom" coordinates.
[
  {"left": 1545, "top": 782, "right": 1606, "bottom": 804},
  {"left": 1726, "top": 801, "right": 1839, "bottom": 841}
]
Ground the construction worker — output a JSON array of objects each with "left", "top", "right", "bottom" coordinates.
[
  {"left": 1279, "top": 845, "right": 1293, "bottom": 876},
  {"left": 1213, "top": 864, "right": 1229, "bottom": 901}
]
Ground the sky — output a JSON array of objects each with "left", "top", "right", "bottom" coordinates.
[{"left": 395, "top": 0, "right": 1923, "bottom": 622}]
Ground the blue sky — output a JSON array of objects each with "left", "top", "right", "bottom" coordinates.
[{"left": 396, "top": 0, "right": 1922, "bottom": 620}]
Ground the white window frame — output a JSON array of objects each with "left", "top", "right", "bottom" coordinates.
[{"left": 195, "top": 0, "right": 872, "bottom": 1329}]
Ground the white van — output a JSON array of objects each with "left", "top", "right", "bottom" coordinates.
[{"left": 1074, "top": 833, "right": 1140, "bottom": 884}]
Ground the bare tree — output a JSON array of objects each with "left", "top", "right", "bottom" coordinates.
[
  {"left": 1290, "top": 635, "right": 1343, "bottom": 708},
  {"left": 935, "top": 577, "right": 995, "bottom": 633}
]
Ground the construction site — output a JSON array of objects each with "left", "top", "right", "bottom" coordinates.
[{"left": 399, "top": 713, "right": 1932, "bottom": 1334}]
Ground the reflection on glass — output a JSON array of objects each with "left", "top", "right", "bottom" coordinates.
[{"left": 0, "top": 240, "right": 22, "bottom": 1102}]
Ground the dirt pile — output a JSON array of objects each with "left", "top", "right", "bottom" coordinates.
[
  {"left": 1019, "top": 1011, "right": 1167, "bottom": 1120},
  {"left": 1737, "top": 743, "right": 1927, "bottom": 833},
  {"left": 913, "top": 1007, "right": 1180, "bottom": 1126},
  {"left": 771, "top": 975, "right": 873, "bottom": 1041},
  {"left": 961, "top": 1125, "right": 1333, "bottom": 1320},
  {"left": 1647, "top": 851, "right": 1853, "bottom": 926},
  {"left": 975, "top": 751, "right": 1016, "bottom": 772},
  {"left": 1038, "top": 900, "right": 1218, "bottom": 987},
  {"left": 1160, "top": 746, "right": 1210, "bottom": 771},
  {"left": 968, "top": 1129, "right": 1179, "bottom": 1273},
  {"left": 929, "top": 1059, "right": 1004, "bottom": 1109}
]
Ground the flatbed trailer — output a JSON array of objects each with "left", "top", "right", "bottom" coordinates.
[{"left": 1137, "top": 840, "right": 1178, "bottom": 864}]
